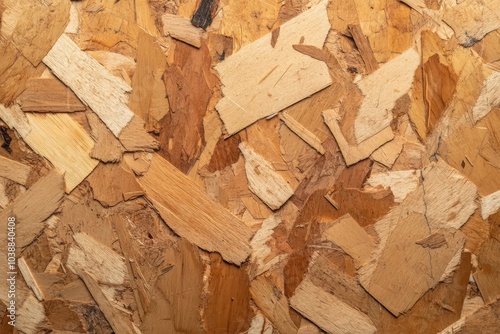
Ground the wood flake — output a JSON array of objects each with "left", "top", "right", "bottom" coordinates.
[
  {"left": 24, "top": 112, "right": 99, "bottom": 192},
  {"left": 473, "top": 238, "right": 500, "bottom": 303},
  {"left": 280, "top": 113, "right": 325, "bottom": 155},
  {"left": 481, "top": 190, "right": 500, "bottom": 219},
  {"left": 0, "top": 155, "right": 32, "bottom": 185},
  {"left": 19, "top": 78, "right": 86, "bottom": 112},
  {"left": 87, "top": 111, "right": 124, "bottom": 163},
  {"left": 239, "top": 142, "right": 295, "bottom": 210},
  {"left": 43, "top": 34, "right": 134, "bottom": 137},
  {"left": 67, "top": 232, "right": 127, "bottom": 286},
  {"left": 439, "top": 298, "right": 500, "bottom": 334},
  {"left": 366, "top": 170, "right": 421, "bottom": 203},
  {"left": 323, "top": 214, "right": 375, "bottom": 268},
  {"left": 290, "top": 254, "right": 377, "bottom": 334},
  {"left": 443, "top": 0, "right": 500, "bottom": 46},
  {"left": 472, "top": 70, "right": 500, "bottom": 124},
  {"left": 215, "top": 0, "right": 332, "bottom": 135},
  {"left": 76, "top": 269, "right": 140, "bottom": 334},
  {"left": 250, "top": 275, "right": 298, "bottom": 334},
  {"left": 323, "top": 108, "right": 394, "bottom": 165},
  {"left": 136, "top": 153, "right": 253, "bottom": 265},
  {"left": 354, "top": 48, "right": 419, "bottom": 144},
  {"left": 162, "top": 14, "right": 205, "bottom": 48},
  {"left": 370, "top": 136, "right": 404, "bottom": 168},
  {"left": 358, "top": 161, "right": 474, "bottom": 316},
  {"left": 18, "top": 257, "right": 44, "bottom": 301}
]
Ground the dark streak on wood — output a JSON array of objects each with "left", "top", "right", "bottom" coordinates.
[
  {"left": 191, "top": 0, "right": 219, "bottom": 30},
  {"left": 271, "top": 27, "right": 280, "bottom": 48}
]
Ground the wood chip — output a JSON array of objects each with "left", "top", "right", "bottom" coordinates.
[
  {"left": 239, "top": 142, "right": 295, "bottom": 210},
  {"left": 215, "top": 0, "right": 332, "bottom": 135},
  {"left": 323, "top": 108, "right": 394, "bottom": 165},
  {"left": 290, "top": 254, "right": 377, "bottom": 334},
  {"left": 24, "top": 112, "right": 98, "bottom": 192},
  {"left": 443, "top": 0, "right": 500, "bottom": 46},
  {"left": 323, "top": 214, "right": 375, "bottom": 268},
  {"left": 354, "top": 48, "right": 419, "bottom": 144},
  {"left": 0, "top": 155, "right": 32, "bottom": 185},
  {"left": 19, "top": 78, "right": 86, "bottom": 112},
  {"left": 43, "top": 34, "right": 134, "bottom": 137},
  {"left": 162, "top": 14, "right": 205, "bottom": 48},
  {"left": 280, "top": 113, "right": 325, "bottom": 155},
  {"left": 136, "top": 153, "right": 253, "bottom": 265}
]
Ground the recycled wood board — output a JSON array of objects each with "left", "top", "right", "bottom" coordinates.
[{"left": 0, "top": 0, "right": 499, "bottom": 333}]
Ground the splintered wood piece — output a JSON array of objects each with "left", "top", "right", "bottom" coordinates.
[
  {"left": 10, "top": 0, "right": 70, "bottom": 66},
  {"left": 348, "top": 24, "right": 379, "bottom": 74},
  {"left": 0, "top": 155, "right": 32, "bottom": 185},
  {"left": 16, "top": 295, "right": 46, "bottom": 334},
  {"left": 472, "top": 70, "right": 500, "bottom": 124},
  {"left": 422, "top": 160, "right": 477, "bottom": 230},
  {"left": 136, "top": 153, "right": 253, "bottom": 265},
  {"left": 249, "top": 215, "right": 288, "bottom": 278},
  {"left": 443, "top": 0, "right": 500, "bottom": 46},
  {"left": 473, "top": 238, "right": 500, "bottom": 303},
  {"left": 0, "top": 172, "right": 63, "bottom": 305},
  {"left": 290, "top": 254, "right": 377, "bottom": 334},
  {"left": 118, "top": 116, "right": 160, "bottom": 152},
  {"left": 18, "top": 258, "right": 44, "bottom": 301},
  {"left": 87, "top": 111, "right": 124, "bottom": 163},
  {"left": 439, "top": 298, "right": 500, "bottom": 334},
  {"left": 43, "top": 34, "right": 134, "bottom": 137},
  {"left": 370, "top": 136, "right": 404, "bottom": 168},
  {"left": 162, "top": 14, "right": 205, "bottom": 48},
  {"left": 19, "top": 78, "right": 86, "bottom": 112},
  {"left": 0, "top": 103, "right": 32, "bottom": 138},
  {"left": 67, "top": 232, "right": 127, "bottom": 286},
  {"left": 249, "top": 275, "right": 298, "bottom": 334},
  {"left": 76, "top": 270, "right": 139, "bottom": 334},
  {"left": 0, "top": 170, "right": 64, "bottom": 250},
  {"left": 87, "top": 163, "right": 144, "bottom": 207},
  {"left": 239, "top": 142, "right": 295, "bottom": 210},
  {"left": 111, "top": 216, "right": 150, "bottom": 320},
  {"left": 123, "top": 152, "right": 153, "bottom": 176},
  {"left": 481, "top": 190, "right": 500, "bottom": 219},
  {"left": 323, "top": 214, "right": 375, "bottom": 268},
  {"left": 24, "top": 112, "right": 99, "bottom": 192},
  {"left": 354, "top": 48, "right": 419, "bottom": 144},
  {"left": 135, "top": 0, "right": 162, "bottom": 38},
  {"left": 323, "top": 108, "right": 394, "bottom": 165},
  {"left": 129, "top": 31, "right": 169, "bottom": 131},
  {"left": 358, "top": 184, "right": 467, "bottom": 316},
  {"left": 280, "top": 113, "right": 326, "bottom": 155},
  {"left": 366, "top": 170, "right": 421, "bottom": 203},
  {"left": 215, "top": 0, "right": 332, "bottom": 135}
]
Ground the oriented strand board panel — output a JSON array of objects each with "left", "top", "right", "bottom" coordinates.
[
  {"left": 24, "top": 113, "right": 99, "bottom": 192},
  {"left": 137, "top": 153, "right": 253, "bottom": 265},
  {"left": 43, "top": 34, "right": 134, "bottom": 137},
  {"left": 215, "top": 0, "right": 332, "bottom": 135}
]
